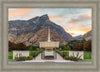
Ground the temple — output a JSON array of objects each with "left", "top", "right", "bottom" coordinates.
[{"left": 39, "top": 27, "right": 59, "bottom": 50}]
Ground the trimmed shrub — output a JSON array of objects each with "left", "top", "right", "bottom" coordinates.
[
  {"left": 27, "top": 45, "right": 39, "bottom": 51},
  {"left": 15, "top": 56, "right": 26, "bottom": 61},
  {"left": 15, "top": 56, "right": 33, "bottom": 61},
  {"left": 19, "top": 56, "right": 26, "bottom": 61},
  {"left": 26, "top": 56, "right": 33, "bottom": 60},
  {"left": 29, "top": 48, "right": 45, "bottom": 58},
  {"left": 44, "top": 56, "right": 54, "bottom": 58},
  {"left": 54, "top": 49, "right": 69, "bottom": 58},
  {"left": 65, "top": 56, "right": 82, "bottom": 61},
  {"left": 66, "top": 45, "right": 71, "bottom": 51},
  {"left": 30, "top": 51, "right": 36, "bottom": 57},
  {"left": 44, "top": 55, "right": 54, "bottom": 60}
]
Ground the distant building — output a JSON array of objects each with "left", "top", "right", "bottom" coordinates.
[{"left": 39, "top": 27, "right": 59, "bottom": 50}]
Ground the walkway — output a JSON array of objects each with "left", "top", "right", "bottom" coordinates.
[
  {"left": 8, "top": 51, "right": 92, "bottom": 64},
  {"left": 23, "top": 51, "right": 72, "bottom": 62}
]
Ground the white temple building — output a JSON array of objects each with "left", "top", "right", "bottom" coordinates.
[{"left": 39, "top": 27, "right": 59, "bottom": 50}]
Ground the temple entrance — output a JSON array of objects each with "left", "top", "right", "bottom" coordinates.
[
  {"left": 41, "top": 49, "right": 57, "bottom": 60},
  {"left": 46, "top": 49, "right": 52, "bottom": 52}
]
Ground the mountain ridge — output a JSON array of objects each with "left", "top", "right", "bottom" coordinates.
[
  {"left": 81, "top": 30, "right": 91, "bottom": 41},
  {"left": 8, "top": 14, "right": 73, "bottom": 46}
]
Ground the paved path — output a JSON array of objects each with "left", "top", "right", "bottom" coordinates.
[
  {"left": 45, "top": 50, "right": 53, "bottom": 56},
  {"left": 23, "top": 51, "right": 72, "bottom": 62}
]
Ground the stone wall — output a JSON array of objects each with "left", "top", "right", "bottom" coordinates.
[
  {"left": 13, "top": 51, "right": 29, "bottom": 59},
  {"left": 69, "top": 51, "right": 84, "bottom": 59}
]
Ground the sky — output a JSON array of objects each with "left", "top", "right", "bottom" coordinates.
[{"left": 8, "top": 8, "right": 92, "bottom": 37}]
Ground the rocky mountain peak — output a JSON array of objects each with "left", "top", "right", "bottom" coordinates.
[
  {"left": 8, "top": 14, "right": 73, "bottom": 46},
  {"left": 39, "top": 14, "right": 49, "bottom": 22},
  {"left": 81, "top": 30, "right": 92, "bottom": 41}
]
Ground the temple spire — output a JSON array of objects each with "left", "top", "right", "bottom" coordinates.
[{"left": 48, "top": 26, "right": 51, "bottom": 42}]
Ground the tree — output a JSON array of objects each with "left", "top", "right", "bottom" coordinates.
[
  {"left": 27, "top": 45, "right": 38, "bottom": 51},
  {"left": 74, "top": 43, "right": 84, "bottom": 51},
  {"left": 8, "top": 41, "right": 27, "bottom": 51},
  {"left": 67, "top": 39, "right": 87, "bottom": 50},
  {"left": 83, "top": 40, "right": 91, "bottom": 51},
  {"left": 17, "top": 43, "right": 27, "bottom": 50},
  {"left": 81, "top": 39, "right": 86, "bottom": 44},
  {"left": 9, "top": 41, "right": 17, "bottom": 51},
  {"left": 59, "top": 46, "right": 65, "bottom": 50},
  {"left": 65, "top": 45, "right": 71, "bottom": 51},
  {"left": 29, "top": 46, "right": 33, "bottom": 51}
]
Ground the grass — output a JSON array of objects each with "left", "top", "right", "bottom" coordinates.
[
  {"left": 8, "top": 48, "right": 44, "bottom": 61},
  {"left": 84, "top": 52, "right": 91, "bottom": 59},
  {"left": 9, "top": 51, "right": 13, "bottom": 59},
  {"left": 29, "top": 48, "right": 44, "bottom": 57},
  {"left": 79, "top": 59, "right": 92, "bottom": 61},
  {"left": 55, "top": 49, "right": 92, "bottom": 61},
  {"left": 63, "top": 51, "right": 92, "bottom": 61},
  {"left": 80, "top": 51, "right": 92, "bottom": 61},
  {"left": 61, "top": 51, "right": 69, "bottom": 57},
  {"left": 8, "top": 49, "right": 92, "bottom": 62},
  {"left": 8, "top": 59, "right": 16, "bottom": 61},
  {"left": 8, "top": 51, "right": 16, "bottom": 61}
]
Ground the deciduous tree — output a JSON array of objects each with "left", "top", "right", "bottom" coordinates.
[
  {"left": 74, "top": 43, "right": 84, "bottom": 51},
  {"left": 83, "top": 40, "right": 91, "bottom": 51}
]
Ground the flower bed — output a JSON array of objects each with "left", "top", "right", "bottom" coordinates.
[{"left": 44, "top": 56, "right": 54, "bottom": 60}]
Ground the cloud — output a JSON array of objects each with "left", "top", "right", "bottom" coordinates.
[
  {"left": 8, "top": 8, "right": 40, "bottom": 20},
  {"left": 68, "top": 18, "right": 78, "bottom": 24},
  {"left": 64, "top": 25, "right": 91, "bottom": 36},
  {"left": 8, "top": 8, "right": 92, "bottom": 36},
  {"left": 49, "top": 11, "right": 92, "bottom": 36},
  {"left": 9, "top": 8, "right": 33, "bottom": 17},
  {"left": 49, "top": 15, "right": 67, "bottom": 26},
  {"left": 68, "top": 12, "right": 91, "bottom": 24}
]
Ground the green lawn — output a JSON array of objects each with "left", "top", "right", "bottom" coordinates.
[
  {"left": 61, "top": 51, "right": 69, "bottom": 56},
  {"left": 8, "top": 59, "right": 16, "bottom": 61},
  {"left": 55, "top": 49, "right": 92, "bottom": 61},
  {"left": 65, "top": 51, "right": 92, "bottom": 61},
  {"left": 84, "top": 52, "right": 91, "bottom": 59},
  {"left": 8, "top": 50, "right": 92, "bottom": 62},
  {"left": 79, "top": 59, "right": 92, "bottom": 61},
  {"left": 81, "top": 52, "right": 92, "bottom": 61},
  {"left": 8, "top": 51, "right": 16, "bottom": 61},
  {"left": 8, "top": 48, "right": 44, "bottom": 61}
]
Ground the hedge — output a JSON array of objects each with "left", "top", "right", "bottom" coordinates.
[
  {"left": 44, "top": 55, "right": 54, "bottom": 58},
  {"left": 15, "top": 56, "right": 33, "bottom": 61},
  {"left": 64, "top": 56, "right": 82, "bottom": 61},
  {"left": 54, "top": 49, "right": 69, "bottom": 58},
  {"left": 29, "top": 48, "right": 44, "bottom": 57}
]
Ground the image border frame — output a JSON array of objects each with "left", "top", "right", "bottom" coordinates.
[{"left": 0, "top": 0, "right": 100, "bottom": 72}]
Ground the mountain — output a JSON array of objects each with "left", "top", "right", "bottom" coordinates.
[
  {"left": 81, "top": 30, "right": 92, "bottom": 41},
  {"left": 73, "top": 35, "right": 82, "bottom": 40},
  {"left": 8, "top": 14, "right": 73, "bottom": 46}
]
